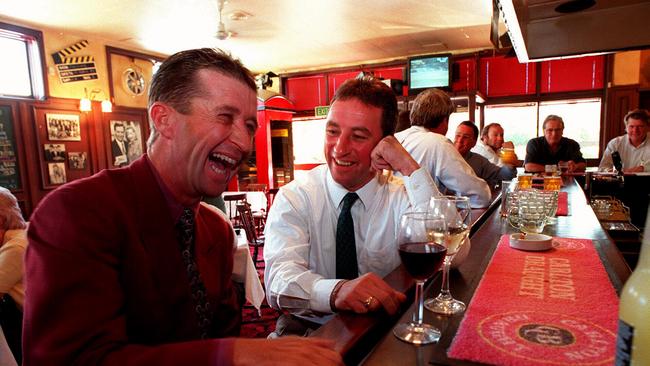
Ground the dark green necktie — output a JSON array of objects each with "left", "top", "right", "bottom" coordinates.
[
  {"left": 177, "top": 208, "right": 212, "bottom": 339},
  {"left": 336, "top": 192, "right": 360, "bottom": 280}
]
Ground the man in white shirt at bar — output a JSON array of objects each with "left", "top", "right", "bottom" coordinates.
[
  {"left": 599, "top": 108, "right": 650, "bottom": 173},
  {"left": 394, "top": 88, "right": 491, "bottom": 207},
  {"left": 264, "top": 76, "right": 440, "bottom": 335},
  {"left": 471, "top": 122, "right": 519, "bottom": 167}
]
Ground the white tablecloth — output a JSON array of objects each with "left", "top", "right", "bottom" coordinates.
[
  {"left": 222, "top": 191, "right": 267, "bottom": 219},
  {"left": 202, "top": 203, "right": 265, "bottom": 313},
  {"left": 233, "top": 232, "right": 266, "bottom": 314}
]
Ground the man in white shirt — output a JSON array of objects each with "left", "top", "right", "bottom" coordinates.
[
  {"left": 599, "top": 109, "right": 650, "bottom": 173},
  {"left": 264, "top": 76, "right": 440, "bottom": 333},
  {"left": 471, "top": 123, "right": 519, "bottom": 167},
  {"left": 394, "top": 88, "right": 491, "bottom": 208},
  {"left": 454, "top": 121, "right": 516, "bottom": 189}
]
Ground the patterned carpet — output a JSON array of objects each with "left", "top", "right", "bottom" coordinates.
[{"left": 239, "top": 246, "right": 283, "bottom": 338}]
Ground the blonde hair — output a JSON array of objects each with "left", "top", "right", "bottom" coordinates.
[{"left": 0, "top": 187, "right": 26, "bottom": 230}]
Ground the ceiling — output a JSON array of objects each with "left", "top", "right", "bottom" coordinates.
[
  {"left": 501, "top": 0, "right": 650, "bottom": 62},
  {"left": 0, "top": 0, "right": 495, "bottom": 74}
]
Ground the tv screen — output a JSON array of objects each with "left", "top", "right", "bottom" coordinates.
[{"left": 408, "top": 54, "right": 450, "bottom": 93}]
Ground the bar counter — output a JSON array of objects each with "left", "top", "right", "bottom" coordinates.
[{"left": 309, "top": 178, "right": 632, "bottom": 365}]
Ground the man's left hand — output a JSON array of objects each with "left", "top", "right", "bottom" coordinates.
[{"left": 370, "top": 136, "right": 419, "bottom": 176}]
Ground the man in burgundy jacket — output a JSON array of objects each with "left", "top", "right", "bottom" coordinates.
[{"left": 24, "top": 48, "right": 341, "bottom": 365}]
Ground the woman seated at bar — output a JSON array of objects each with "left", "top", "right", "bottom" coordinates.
[{"left": 0, "top": 187, "right": 27, "bottom": 364}]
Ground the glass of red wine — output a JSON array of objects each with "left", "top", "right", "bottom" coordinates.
[{"left": 393, "top": 211, "right": 447, "bottom": 344}]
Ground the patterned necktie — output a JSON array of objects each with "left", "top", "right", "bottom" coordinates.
[
  {"left": 336, "top": 192, "right": 360, "bottom": 280},
  {"left": 177, "top": 208, "right": 212, "bottom": 339}
]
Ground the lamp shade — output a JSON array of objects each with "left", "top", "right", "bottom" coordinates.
[{"left": 79, "top": 98, "right": 92, "bottom": 112}]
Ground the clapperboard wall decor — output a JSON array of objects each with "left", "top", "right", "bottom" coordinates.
[{"left": 52, "top": 40, "right": 98, "bottom": 83}]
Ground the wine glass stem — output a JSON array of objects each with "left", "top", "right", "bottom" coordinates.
[
  {"left": 415, "top": 280, "right": 425, "bottom": 325},
  {"left": 439, "top": 257, "right": 453, "bottom": 299}
]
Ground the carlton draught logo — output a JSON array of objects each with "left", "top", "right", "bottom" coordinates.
[
  {"left": 477, "top": 311, "right": 615, "bottom": 365},
  {"left": 552, "top": 238, "right": 586, "bottom": 251}
]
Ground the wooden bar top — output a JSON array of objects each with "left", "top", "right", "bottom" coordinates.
[
  {"left": 309, "top": 179, "right": 631, "bottom": 365},
  {"left": 308, "top": 192, "right": 502, "bottom": 364}
]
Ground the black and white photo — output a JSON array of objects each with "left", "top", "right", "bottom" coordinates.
[
  {"left": 44, "top": 143, "right": 66, "bottom": 162},
  {"left": 46, "top": 113, "right": 81, "bottom": 141},
  {"left": 48, "top": 162, "right": 67, "bottom": 185},
  {"left": 68, "top": 151, "right": 87, "bottom": 170}
]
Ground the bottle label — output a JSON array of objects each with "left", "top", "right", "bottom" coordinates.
[{"left": 615, "top": 319, "right": 634, "bottom": 366}]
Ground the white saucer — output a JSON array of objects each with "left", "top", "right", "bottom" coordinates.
[{"left": 509, "top": 233, "right": 553, "bottom": 251}]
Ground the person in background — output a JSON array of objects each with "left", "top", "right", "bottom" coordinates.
[
  {"left": 599, "top": 108, "right": 650, "bottom": 173},
  {"left": 125, "top": 125, "right": 143, "bottom": 163},
  {"left": 264, "top": 76, "right": 439, "bottom": 336},
  {"left": 472, "top": 122, "right": 519, "bottom": 167},
  {"left": 524, "top": 114, "right": 586, "bottom": 173},
  {"left": 394, "top": 88, "right": 491, "bottom": 207},
  {"left": 111, "top": 122, "right": 129, "bottom": 166},
  {"left": 454, "top": 121, "right": 516, "bottom": 189},
  {"left": 0, "top": 187, "right": 27, "bottom": 364},
  {"left": 25, "top": 48, "right": 341, "bottom": 366}
]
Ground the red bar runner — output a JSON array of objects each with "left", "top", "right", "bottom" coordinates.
[
  {"left": 556, "top": 191, "right": 568, "bottom": 216},
  {"left": 448, "top": 235, "right": 618, "bottom": 366}
]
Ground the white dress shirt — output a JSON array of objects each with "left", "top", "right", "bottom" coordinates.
[
  {"left": 472, "top": 140, "right": 502, "bottom": 166},
  {"left": 263, "top": 165, "right": 439, "bottom": 321},
  {"left": 395, "top": 126, "right": 491, "bottom": 208},
  {"left": 599, "top": 133, "right": 650, "bottom": 172}
]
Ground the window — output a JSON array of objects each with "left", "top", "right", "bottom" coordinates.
[
  {"left": 484, "top": 103, "right": 537, "bottom": 159},
  {"left": 538, "top": 98, "right": 601, "bottom": 159},
  {"left": 0, "top": 22, "right": 46, "bottom": 99},
  {"left": 484, "top": 98, "right": 601, "bottom": 159}
]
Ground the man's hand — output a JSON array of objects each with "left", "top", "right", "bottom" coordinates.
[
  {"left": 623, "top": 165, "right": 644, "bottom": 173},
  {"left": 233, "top": 337, "right": 343, "bottom": 365},
  {"left": 333, "top": 273, "right": 406, "bottom": 315},
  {"left": 370, "top": 136, "right": 419, "bottom": 176}
]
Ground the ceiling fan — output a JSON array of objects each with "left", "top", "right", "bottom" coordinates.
[{"left": 215, "top": 0, "right": 235, "bottom": 40}]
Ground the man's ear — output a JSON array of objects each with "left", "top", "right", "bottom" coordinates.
[{"left": 149, "top": 102, "right": 176, "bottom": 140}]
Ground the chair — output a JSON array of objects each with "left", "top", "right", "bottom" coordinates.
[
  {"left": 265, "top": 188, "right": 279, "bottom": 213},
  {"left": 237, "top": 204, "right": 265, "bottom": 269},
  {"left": 223, "top": 193, "right": 247, "bottom": 227}
]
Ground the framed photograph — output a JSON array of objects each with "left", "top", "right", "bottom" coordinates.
[
  {"left": 47, "top": 162, "right": 67, "bottom": 185},
  {"left": 109, "top": 120, "right": 144, "bottom": 167},
  {"left": 46, "top": 113, "right": 81, "bottom": 141},
  {"left": 43, "top": 143, "right": 66, "bottom": 162},
  {"left": 68, "top": 151, "right": 87, "bottom": 170}
]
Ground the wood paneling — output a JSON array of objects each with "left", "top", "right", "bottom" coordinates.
[{"left": 604, "top": 85, "right": 639, "bottom": 152}]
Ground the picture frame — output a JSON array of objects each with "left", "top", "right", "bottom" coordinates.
[
  {"left": 106, "top": 46, "right": 163, "bottom": 109},
  {"left": 46, "top": 113, "right": 81, "bottom": 141},
  {"left": 68, "top": 151, "right": 87, "bottom": 170},
  {"left": 43, "top": 143, "right": 66, "bottom": 162},
  {"left": 109, "top": 119, "right": 144, "bottom": 167},
  {"left": 47, "top": 162, "right": 67, "bottom": 185}
]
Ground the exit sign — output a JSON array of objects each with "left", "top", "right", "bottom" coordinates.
[{"left": 315, "top": 106, "right": 330, "bottom": 117}]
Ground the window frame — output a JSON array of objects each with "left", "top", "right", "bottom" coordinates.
[
  {"left": 481, "top": 90, "right": 605, "bottom": 163},
  {"left": 0, "top": 22, "right": 48, "bottom": 100}
]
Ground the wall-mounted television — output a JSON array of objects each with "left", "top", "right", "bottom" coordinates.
[{"left": 408, "top": 54, "right": 451, "bottom": 95}]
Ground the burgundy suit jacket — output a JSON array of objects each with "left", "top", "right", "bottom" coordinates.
[{"left": 25, "top": 156, "right": 240, "bottom": 365}]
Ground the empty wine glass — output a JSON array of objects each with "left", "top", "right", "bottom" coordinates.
[
  {"left": 425, "top": 196, "right": 471, "bottom": 315},
  {"left": 393, "top": 211, "right": 447, "bottom": 344}
]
